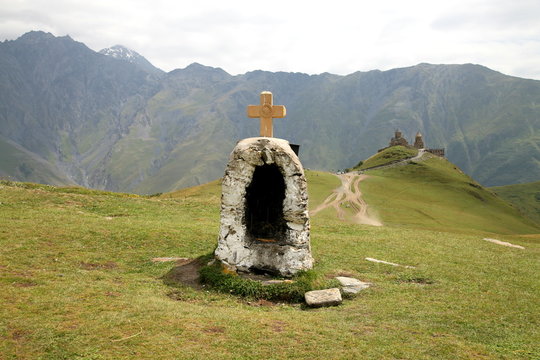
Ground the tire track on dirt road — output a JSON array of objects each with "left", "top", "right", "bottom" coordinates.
[{"left": 311, "top": 173, "right": 382, "bottom": 226}]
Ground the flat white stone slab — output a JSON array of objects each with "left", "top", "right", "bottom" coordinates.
[
  {"left": 483, "top": 238, "right": 525, "bottom": 249},
  {"left": 335, "top": 276, "right": 371, "bottom": 294},
  {"left": 151, "top": 257, "right": 189, "bottom": 263},
  {"left": 305, "top": 288, "right": 342, "bottom": 308},
  {"left": 365, "top": 257, "right": 415, "bottom": 269}
]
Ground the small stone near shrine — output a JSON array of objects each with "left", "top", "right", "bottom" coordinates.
[
  {"left": 335, "top": 276, "right": 371, "bottom": 294},
  {"left": 305, "top": 288, "right": 342, "bottom": 308}
]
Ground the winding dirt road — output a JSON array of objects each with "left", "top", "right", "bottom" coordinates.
[{"left": 311, "top": 173, "right": 382, "bottom": 226}]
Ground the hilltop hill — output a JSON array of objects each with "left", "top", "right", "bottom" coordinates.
[
  {"left": 351, "top": 145, "right": 419, "bottom": 171},
  {"left": 1, "top": 31, "right": 540, "bottom": 193},
  {"left": 354, "top": 151, "right": 539, "bottom": 234}
]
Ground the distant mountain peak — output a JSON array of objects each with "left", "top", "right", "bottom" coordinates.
[
  {"left": 99, "top": 45, "right": 142, "bottom": 62},
  {"left": 184, "top": 62, "right": 228, "bottom": 74},
  {"left": 167, "top": 62, "right": 230, "bottom": 82},
  {"left": 99, "top": 45, "right": 163, "bottom": 75},
  {"left": 17, "top": 31, "right": 57, "bottom": 43},
  {"left": 13, "top": 31, "right": 87, "bottom": 53},
  {"left": 185, "top": 62, "right": 210, "bottom": 69}
]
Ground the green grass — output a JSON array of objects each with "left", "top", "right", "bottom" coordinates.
[
  {"left": 354, "top": 145, "right": 418, "bottom": 170},
  {"left": 1, "top": 166, "right": 539, "bottom": 359},
  {"left": 196, "top": 263, "right": 335, "bottom": 303},
  {"left": 160, "top": 178, "right": 222, "bottom": 202},
  {"left": 359, "top": 155, "right": 539, "bottom": 234},
  {"left": 490, "top": 181, "right": 540, "bottom": 225}
]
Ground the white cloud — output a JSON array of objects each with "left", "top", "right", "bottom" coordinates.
[{"left": 1, "top": 0, "right": 539, "bottom": 79}]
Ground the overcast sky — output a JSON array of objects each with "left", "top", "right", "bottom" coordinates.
[{"left": 1, "top": 0, "right": 540, "bottom": 79}]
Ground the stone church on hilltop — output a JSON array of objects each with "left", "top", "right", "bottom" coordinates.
[{"left": 384, "top": 130, "right": 445, "bottom": 157}]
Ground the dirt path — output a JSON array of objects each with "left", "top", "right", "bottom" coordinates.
[{"left": 311, "top": 173, "right": 382, "bottom": 226}]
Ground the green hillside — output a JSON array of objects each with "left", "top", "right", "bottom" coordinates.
[
  {"left": 352, "top": 146, "right": 418, "bottom": 171},
  {"left": 2, "top": 157, "right": 539, "bottom": 359},
  {"left": 0, "top": 136, "right": 72, "bottom": 186},
  {"left": 357, "top": 154, "right": 539, "bottom": 234},
  {"left": 491, "top": 181, "right": 540, "bottom": 225}
]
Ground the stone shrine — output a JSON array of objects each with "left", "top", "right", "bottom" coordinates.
[{"left": 215, "top": 92, "right": 313, "bottom": 276}]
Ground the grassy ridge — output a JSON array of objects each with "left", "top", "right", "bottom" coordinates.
[
  {"left": 359, "top": 155, "right": 539, "bottom": 234},
  {"left": 1, "top": 168, "right": 539, "bottom": 359},
  {"left": 354, "top": 146, "right": 419, "bottom": 170},
  {"left": 490, "top": 181, "right": 540, "bottom": 225}
]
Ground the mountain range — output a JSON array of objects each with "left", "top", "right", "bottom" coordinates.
[{"left": 0, "top": 31, "right": 539, "bottom": 194}]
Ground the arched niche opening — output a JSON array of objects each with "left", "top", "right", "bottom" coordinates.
[{"left": 245, "top": 164, "right": 287, "bottom": 243}]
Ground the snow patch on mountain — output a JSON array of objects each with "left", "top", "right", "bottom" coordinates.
[
  {"left": 99, "top": 45, "right": 164, "bottom": 75},
  {"left": 99, "top": 45, "right": 140, "bottom": 62}
]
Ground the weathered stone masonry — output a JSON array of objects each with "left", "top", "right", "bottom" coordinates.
[{"left": 215, "top": 137, "right": 313, "bottom": 277}]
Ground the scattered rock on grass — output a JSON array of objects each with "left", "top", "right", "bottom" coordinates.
[
  {"left": 305, "top": 288, "right": 342, "bottom": 308},
  {"left": 335, "top": 276, "right": 371, "bottom": 294},
  {"left": 483, "top": 238, "right": 525, "bottom": 249},
  {"left": 162, "top": 258, "right": 203, "bottom": 288},
  {"left": 365, "top": 257, "right": 415, "bottom": 268},
  {"left": 151, "top": 257, "right": 189, "bottom": 263}
]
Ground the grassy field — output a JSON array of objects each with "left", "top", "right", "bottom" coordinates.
[
  {"left": 490, "top": 181, "right": 540, "bottom": 225},
  {"left": 1, "top": 164, "right": 539, "bottom": 359}
]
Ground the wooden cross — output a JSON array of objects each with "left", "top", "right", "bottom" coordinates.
[{"left": 247, "top": 91, "right": 286, "bottom": 137}]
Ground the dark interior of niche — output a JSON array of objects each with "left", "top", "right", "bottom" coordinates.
[{"left": 244, "top": 164, "right": 287, "bottom": 243}]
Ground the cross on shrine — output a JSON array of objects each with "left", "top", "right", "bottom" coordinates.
[{"left": 247, "top": 91, "right": 286, "bottom": 137}]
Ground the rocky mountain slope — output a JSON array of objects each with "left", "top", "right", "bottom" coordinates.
[{"left": 1, "top": 31, "right": 539, "bottom": 193}]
